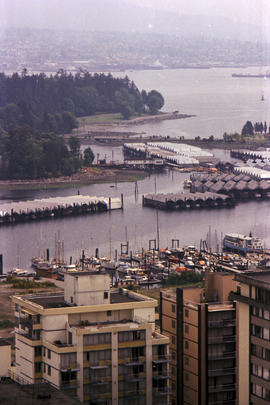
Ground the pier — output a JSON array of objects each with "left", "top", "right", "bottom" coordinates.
[
  {"left": 0, "top": 195, "right": 123, "bottom": 225},
  {"left": 143, "top": 191, "right": 234, "bottom": 210}
]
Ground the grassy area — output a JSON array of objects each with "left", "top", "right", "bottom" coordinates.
[
  {"left": 4, "top": 276, "right": 56, "bottom": 289},
  {"left": 78, "top": 113, "right": 124, "bottom": 125}
]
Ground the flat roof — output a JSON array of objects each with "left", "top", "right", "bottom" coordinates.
[
  {"left": 235, "top": 271, "right": 270, "bottom": 289},
  {"left": 25, "top": 290, "right": 143, "bottom": 309}
]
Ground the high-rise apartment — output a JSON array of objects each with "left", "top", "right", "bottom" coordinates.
[
  {"left": 231, "top": 270, "right": 270, "bottom": 405},
  {"left": 160, "top": 271, "right": 237, "bottom": 405},
  {"left": 13, "top": 271, "right": 169, "bottom": 404}
]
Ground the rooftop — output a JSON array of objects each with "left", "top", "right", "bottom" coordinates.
[
  {"left": 235, "top": 271, "right": 270, "bottom": 290},
  {"left": 21, "top": 289, "right": 148, "bottom": 309}
]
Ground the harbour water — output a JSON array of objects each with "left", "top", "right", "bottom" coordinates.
[{"left": 1, "top": 67, "right": 270, "bottom": 271}]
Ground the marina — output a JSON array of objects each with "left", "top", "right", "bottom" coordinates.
[
  {"left": 143, "top": 191, "right": 234, "bottom": 210},
  {"left": 0, "top": 194, "right": 123, "bottom": 225}
]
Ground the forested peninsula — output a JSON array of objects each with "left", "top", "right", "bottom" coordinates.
[{"left": 0, "top": 71, "right": 164, "bottom": 180}]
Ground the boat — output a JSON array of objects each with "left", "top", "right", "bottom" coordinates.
[
  {"left": 223, "top": 233, "right": 264, "bottom": 254},
  {"left": 232, "top": 72, "right": 270, "bottom": 78}
]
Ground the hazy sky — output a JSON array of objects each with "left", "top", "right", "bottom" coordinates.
[
  {"left": 0, "top": 0, "right": 269, "bottom": 32},
  {"left": 124, "top": 0, "right": 270, "bottom": 25}
]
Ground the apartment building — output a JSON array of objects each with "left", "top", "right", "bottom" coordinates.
[
  {"left": 231, "top": 270, "right": 270, "bottom": 405},
  {"left": 12, "top": 271, "right": 169, "bottom": 404},
  {"left": 160, "top": 271, "right": 237, "bottom": 405}
]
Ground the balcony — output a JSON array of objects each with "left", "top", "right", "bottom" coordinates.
[
  {"left": 208, "top": 368, "right": 236, "bottom": 377},
  {"left": 153, "top": 387, "right": 169, "bottom": 397},
  {"left": 208, "top": 319, "right": 235, "bottom": 328},
  {"left": 125, "top": 372, "right": 146, "bottom": 383},
  {"left": 60, "top": 379, "right": 80, "bottom": 390},
  {"left": 152, "top": 355, "right": 170, "bottom": 364},
  {"left": 208, "top": 335, "right": 235, "bottom": 344},
  {"left": 119, "top": 390, "right": 146, "bottom": 399},
  {"left": 208, "top": 351, "right": 236, "bottom": 360},
  {"left": 208, "top": 401, "right": 236, "bottom": 405},
  {"left": 61, "top": 362, "right": 80, "bottom": 372},
  {"left": 124, "top": 357, "right": 145, "bottom": 367},
  {"left": 208, "top": 383, "right": 236, "bottom": 393},
  {"left": 152, "top": 372, "right": 170, "bottom": 381}
]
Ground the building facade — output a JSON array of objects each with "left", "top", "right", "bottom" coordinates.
[
  {"left": 232, "top": 271, "right": 270, "bottom": 405},
  {"left": 160, "top": 271, "right": 237, "bottom": 405},
  {"left": 13, "top": 271, "right": 169, "bottom": 404}
]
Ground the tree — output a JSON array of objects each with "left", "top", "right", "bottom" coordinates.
[
  {"left": 84, "top": 147, "right": 95, "bottom": 166},
  {"left": 145, "top": 90, "right": 164, "bottom": 114},
  {"left": 68, "top": 136, "right": 81, "bottom": 156},
  {"left": 241, "top": 121, "right": 254, "bottom": 136},
  {"left": 120, "top": 102, "right": 134, "bottom": 120}
]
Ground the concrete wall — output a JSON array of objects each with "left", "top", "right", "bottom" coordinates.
[
  {"left": 64, "top": 273, "right": 111, "bottom": 306},
  {"left": 15, "top": 335, "right": 35, "bottom": 382},
  {"left": 237, "top": 301, "right": 250, "bottom": 405},
  {"left": 0, "top": 344, "right": 11, "bottom": 376},
  {"left": 42, "top": 314, "right": 68, "bottom": 343}
]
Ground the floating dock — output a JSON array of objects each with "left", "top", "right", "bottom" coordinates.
[
  {"left": 0, "top": 195, "right": 123, "bottom": 225},
  {"left": 143, "top": 192, "right": 234, "bottom": 210}
]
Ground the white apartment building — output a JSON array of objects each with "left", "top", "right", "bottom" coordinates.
[{"left": 13, "top": 271, "right": 169, "bottom": 404}]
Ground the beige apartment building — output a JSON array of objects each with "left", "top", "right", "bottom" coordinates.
[
  {"left": 13, "top": 271, "right": 169, "bottom": 404},
  {"left": 160, "top": 271, "right": 237, "bottom": 405},
  {"left": 231, "top": 270, "right": 270, "bottom": 405}
]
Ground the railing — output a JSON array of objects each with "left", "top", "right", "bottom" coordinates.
[
  {"left": 208, "top": 335, "right": 236, "bottom": 344},
  {"left": 208, "top": 383, "right": 236, "bottom": 393},
  {"left": 119, "top": 389, "right": 146, "bottom": 398},
  {"left": 152, "top": 354, "right": 170, "bottom": 363},
  {"left": 208, "top": 351, "right": 236, "bottom": 360},
  {"left": 60, "top": 379, "right": 80, "bottom": 389},
  {"left": 60, "top": 362, "right": 80, "bottom": 372},
  {"left": 153, "top": 387, "right": 169, "bottom": 396},
  {"left": 89, "top": 376, "right": 112, "bottom": 385},
  {"left": 152, "top": 371, "right": 170, "bottom": 380},
  {"left": 124, "top": 372, "right": 146, "bottom": 382},
  {"left": 208, "top": 367, "right": 236, "bottom": 377},
  {"left": 124, "top": 357, "right": 145, "bottom": 366},
  {"left": 208, "top": 319, "right": 236, "bottom": 328}
]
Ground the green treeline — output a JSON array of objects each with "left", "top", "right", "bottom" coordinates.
[
  {"left": 0, "top": 70, "right": 164, "bottom": 180},
  {"left": 0, "top": 70, "right": 164, "bottom": 133}
]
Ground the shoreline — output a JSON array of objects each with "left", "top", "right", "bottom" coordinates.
[{"left": 0, "top": 169, "right": 147, "bottom": 191}]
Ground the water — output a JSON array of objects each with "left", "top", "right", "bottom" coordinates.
[
  {"left": 1, "top": 67, "right": 270, "bottom": 271},
  {"left": 114, "top": 67, "right": 270, "bottom": 139}
]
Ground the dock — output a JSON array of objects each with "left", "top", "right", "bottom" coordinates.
[
  {"left": 143, "top": 191, "right": 234, "bottom": 210},
  {"left": 0, "top": 195, "right": 123, "bottom": 225}
]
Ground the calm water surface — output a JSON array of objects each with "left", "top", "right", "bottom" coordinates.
[{"left": 1, "top": 68, "right": 270, "bottom": 270}]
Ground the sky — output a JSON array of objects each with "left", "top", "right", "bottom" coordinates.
[
  {"left": 124, "top": 0, "right": 270, "bottom": 26},
  {"left": 0, "top": 0, "right": 269, "bottom": 34}
]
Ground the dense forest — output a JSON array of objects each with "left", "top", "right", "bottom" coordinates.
[
  {"left": 0, "top": 71, "right": 164, "bottom": 179},
  {"left": 0, "top": 70, "right": 164, "bottom": 133}
]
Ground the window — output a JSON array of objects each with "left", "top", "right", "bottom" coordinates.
[
  {"left": 43, "top": 347, "right": 46, "bottom": 357},
  {"left": 171, "top": 366, "right": 176, "bottom": 375},
  {"left": 68, "top": 332, "right": 72, "bottom": 345},
  {"left": 185, "top": 356, "right": 189, "bottom": 365},
  {"left": 104, "top": 292, "right": 108, "bottom": 299},
  {"left": 172, "top": 335, "right": 176, "bottom": 344},
  {"left": 185, "top": 324, "right": 189, "bottom": 334},
  {"left": 48, "top": 365, "right": 51, "bottom": 376},
  {"left": 70, "top": 296, "right": 73, "bottom": 304},
  {"left": 171, "top": 382, "right": 176, "bottom": 392},
  {"left": 185, "top": 340, "right": 189, "bottom": 350},
  {"left": 86, "top": 352, "right": 89, "bottom": 361},
  {"left": 172, "top": 304, "right": 175, "bottom": 313},
  {"left": 185, "top": 309, "right": 189, "bottom": 318},
  {"left": 47, "top": 349, "right": 51, "bottom": 359},
  {"left": 185, "top": 372, "right": 189, "bottom": 381},
  {"left": 172, "top": 351, "right": 176, "bottom": 360},
  {"left": 43, "top": 363, "right": 46, "bottom": 373},
  {"left": 172, "top": 320, "right": 176, "bottom": 328},
  {"left": 107, "top": 310, "right": 112, "bottom": 316}
]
